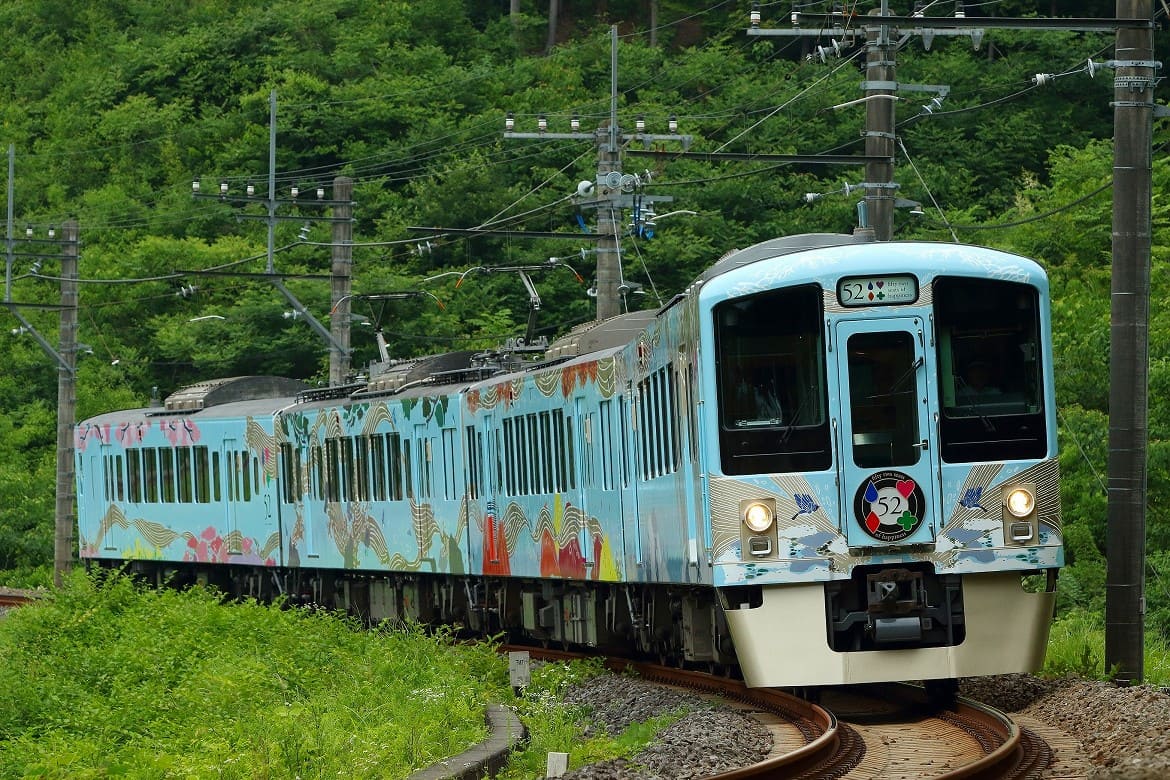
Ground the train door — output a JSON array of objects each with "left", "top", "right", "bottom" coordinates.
[
  {"left": 98, "top": 443, "right": 120, "bottom": 553},
  {"left": 575, "top": 397, "right": 593, "bottom": 569},
  {"left": 834, "top": 318, "right": 939, "bottom": 547},
  {"left": 619, "top": 391, "right": 641, "bottom": 568}
]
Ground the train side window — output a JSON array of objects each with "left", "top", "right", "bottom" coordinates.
[
  {"left": 441, "top": 428, "right": 456, "bottom": 500},
  {"left": 126, "top": 450, "right": 141, "bottom": 503},
  {"left": 114, "top": 455, "right": 125, "bottom": 502},
  {"left": 389, "top": 432, "right": 404, "bottom": 501},
  {"left": 539, "top": 412, "right": 553, "bottom": 494},
  {"left": 194, "top": 447, "right": 210, "bottom": 503},
  {"left": 176, "top": 448, "right": 192, "bottom": 503},
  {"left": 143, "top": 448, "right": 158, "bottom": 503},
  {"left": 637, "top": 378, "right": 650, "bottom": 480},
  {"left": 564, "top": 414, "right": 577, "bottom": 490},
  {"left": 403, "top": 438, "right": 413, "bottom": 499},
  {"left": 427, "top": 436, "right": 436, "bottom": 499},
  {"left": 551, "top": 409, "right": 567, "bottom": 491},
  {"left": 465, "top": 426, "right": 481, "bottom": 500},
  {"left": 370, "top": 434, "right": 385, "bottom": 502},
  {"left": 211, "top": 451, "right": 221, "bottom": 503},
  {"left": 934, "top": 277, "right": 1046, "bottom": 462},
  {"left": 502, "top": 418, "right": 514, "bottom": 494},
  {"left": 160, "top": 449, "right": 175, "bottom": 503},
  {"left": 599, "top": 400, "right": 614, "bottom": 491},
  {"left": 241, "top": 451, "right": 252, "bottom": 502},
  {"left": 279, "top": 444, "right": 295, "bottom": 503},
  {"left": 618, "top": 396, "right": 631, "bottom": 487},
  {"left": 715, "top": 284, "right": 831, "bottom": 475}
]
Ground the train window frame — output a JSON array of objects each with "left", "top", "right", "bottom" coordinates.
[
  {"left": 194, "top": 446, "right": 210, "bottom": 503},
  {"left": 159, "top": 449, "right": 175, "bottom": 503},
  {"left": 126, "top": 449, "right": 142, "bottom": 503},
  {"left": 714, "top": 283, "right": 832, "bottom": 476},
  {"left": 934, "top": 276, "right": 1047, "bottom": 463},
  {"left": 212, "top": 451, "right": 222, "bottom": 503},
  {"left": 388, "top": 432, "right": 404, "bottom": 501},
  {"left": 441, "top": 427, "right": 457, "bottom": 500},
  {"left": 143, "top": 448, "right": 158, "bottom": 503}
]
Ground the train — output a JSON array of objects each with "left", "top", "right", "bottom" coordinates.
[{"left": 74, "top": 232, "right": 1063, "bottom": 688}]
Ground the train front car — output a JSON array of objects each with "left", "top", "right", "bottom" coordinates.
[{"left": 702, "top": 235, "right": 1062, "bottom": 687}]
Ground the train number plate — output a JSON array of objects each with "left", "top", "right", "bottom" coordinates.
[{"left": 837, "top": 274, "right": 918, "bottom": 307}]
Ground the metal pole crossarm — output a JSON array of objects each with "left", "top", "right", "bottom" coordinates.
[
  {"left": 193, "top": 193, "right": 355, "bottom": 208},
  {"left": 503, "top": 132, "right": 596, "bottom": 141},
  {"left": 407, "top": 226, "right": 602, "bottom": 241},
  {"left": 624, "top": 133, "right": 693, "bottom": 151},
  {"left": 626, "top": 150, "right": 892, "bottom": 165},
  {"left": 231, "top": 213, "right": 354, "bottom": 224},
  {"left": 788, "top": 14, "right": 1148, "bottom": 31},
  {"left": 1, "top": 300, "right": 69, "bottom": 310},
  {"left": 173, "top": 269, "right": 336, "bottom": 281},
  {"left": 341, "top": 291, "right": 433, "bottom": 303},
  {"left": 14, "top": 237, "right": 80, "bottom": 246},
  {"left": 6, "top": 307, "right": 71, "bottom": 373},
  {"left": 270, "top": 278, "right": 350, "bottom": 356}
]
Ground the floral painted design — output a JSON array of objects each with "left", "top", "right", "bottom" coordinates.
[
  {"left": 75, "top": 422, "right": 112, "bottom": 452},
  {"left": 183, "top": 525, "right": 275, "bottom": 566},
  {"left": 116, "top": 420, "right": 151, "bottom": 446},
  {"left": 160, "top": 418, "right": 201, "bottom": 446}
]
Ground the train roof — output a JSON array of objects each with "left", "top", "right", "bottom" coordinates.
[
  {"left": 696, "top": 232, "right": 876, "bottom": 284},
  {"left": 79, "top": 381, "right": 309, "bottom": 427}
]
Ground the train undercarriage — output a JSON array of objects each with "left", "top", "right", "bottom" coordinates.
[{"left": 110, "top": 560, "right": 740, "bottom": 671}]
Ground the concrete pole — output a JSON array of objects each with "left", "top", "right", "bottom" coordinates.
[
  {"left": 595, "top": 25, "right": 623, "bottom": 321},
  {"left": 330, "top": 176, "right": 353, "bottom": 386},
  {"left": 864, "top": 4, "right": 896, "bottom": 240},
  {"left": 54, "top": 219, "right": 79, "bottom": 587},
  {"left": 1105, "top": 0, "right": 1153, "bottom": 685}
]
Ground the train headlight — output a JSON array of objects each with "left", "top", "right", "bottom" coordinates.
[
  {"left": 1004, "top": 486, "right": 1035, "bottom": 518},
  {"left": 742, "top": 500, "right": 775, "bottom": 533}
]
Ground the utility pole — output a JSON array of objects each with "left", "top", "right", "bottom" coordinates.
[
  {"left": 749, "top": 7, "right": 1123, "bottom": 237},
  {"left": 55, "top": 220, "right": 78, "bottom": 586},
  {"left": 1106, "top": 0, "right": 1155, "bottom": 686},
  {"left": 504, "top": 25, "right": 690, "bottom": 320},
  {"left": 330, "top": 175, "right": 353, "bottom": 386},
  {"left": 2, "top": 146, "right": 81, "bottom": 585},
  {"left": 192, "top": 91, "right": 355, "bottom": 384},
  {"left": 863, "top": 4, "right": 897, "bottom": 240}
]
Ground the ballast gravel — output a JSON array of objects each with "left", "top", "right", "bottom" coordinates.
[
  {"left": 551, "top": 672, "right": 1170, "bottom": 779},
  {"left": 553, "top": 674, "right": 772, "bottom": 780},
  {"left": 961, "top": 674, "right": 1170, "bottom": 780}
]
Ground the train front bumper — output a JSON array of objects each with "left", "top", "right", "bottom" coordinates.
[{"left": 723, "top": 571, "right": 1055, "bottom": 687}]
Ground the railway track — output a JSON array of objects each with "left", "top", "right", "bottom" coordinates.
[
  {"left": 491, "top": 649, "right": 1052, "bottom": 780},
  {"left": 0, "top": 588, "right": 37, "bottom": 610}
]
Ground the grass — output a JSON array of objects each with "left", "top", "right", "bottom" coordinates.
[
  {"left": 6, "top": 569, "right": 1165, "bottom": 778},
  {"left": 1043, "top": 608, "right": 1170, "bottom": 685},
  {"left": 0, "top": 569, "right": 507, "bottom": 779},
  {"left": 0, "top": 569, "right": 670, "bottom": 780},
  {"left": 496, "top": 659, "right": 689, "bottom": 779}
]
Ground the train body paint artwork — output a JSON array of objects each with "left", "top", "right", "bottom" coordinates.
[{"left": 77, "top": 234, "right": 1062, "bottom": 688}]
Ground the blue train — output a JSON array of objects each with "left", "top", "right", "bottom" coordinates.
[{"left": 75, "top": 233, "right": 1063, "bottom": 687}]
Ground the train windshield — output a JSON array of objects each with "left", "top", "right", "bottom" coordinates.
[
  {"left": 935, "top": 277, "right": 1047, "bottom": 462},
  {"left": 715, "top": 284, "right": 830, "bottom": 475}
]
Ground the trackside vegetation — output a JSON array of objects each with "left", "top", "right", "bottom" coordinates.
[
  {"left": 0, "top": 570, "right": 682, "bottom": 779},
  {"left": 0, "top": 570, "right": 502, "bottom": 778}
]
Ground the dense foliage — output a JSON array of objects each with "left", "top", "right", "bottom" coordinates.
[{"left": 0, "top": 2, "right": 1166, "bottom": 646}]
